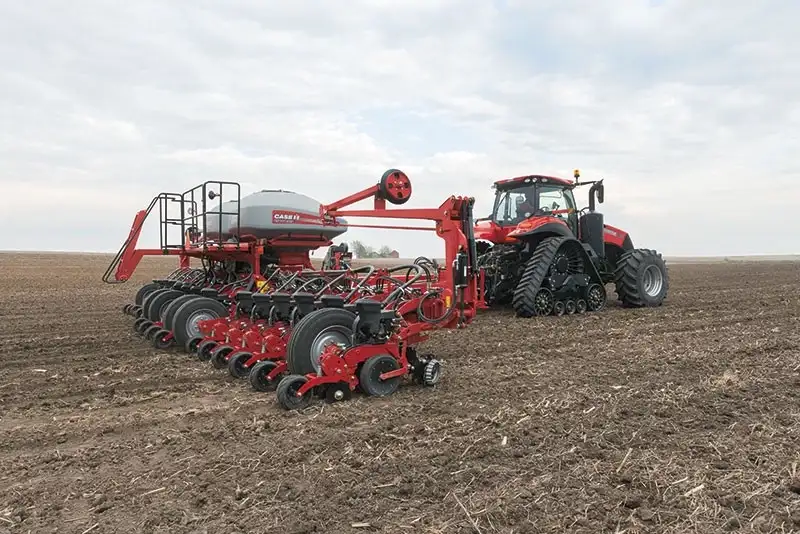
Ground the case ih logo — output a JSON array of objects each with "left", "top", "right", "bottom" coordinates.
[
  {"left": 273, "top": 212, "right": 300, "bottom": 223},
  {"left": 272, "top": 210, "right": 321, "bottom": 225}
]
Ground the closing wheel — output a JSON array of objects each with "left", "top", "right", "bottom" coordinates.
[
  {"left": 359, "top": 355, "right": 402, "bottom": 397},
  {"left": 285, "top": 308, "right": 356, "bottom": 375},
  {"left": 378, "top": 169, "right": 412, "bottom": 205},
  {"left": 276, "top": 374, "right": 312, "bottom": 411},
  {"left": 210, "top": 345, "right": 234, "bottom": 369},
  {"left": 136, "top": 319, "right": 153, "bottom": 335},
  {"left": 196, "top": 340, "right": 218, "bottom": 361},
  {"left": 565, "top": 299, "right": 576, "bottom": 315},
  {"left": 133, "top": 317, "right": 149, "bottom": 333},
  {"left": 553, "top": 301, "right": 566, "bottom": 316},
  {"left": 152, "top": 329, "right": 174, "bottom": 350},
  {"left": 576, "top": 299, "right": 588, "bottom": 314},
  {"left": 249, "top": 360, "right": 280, "bottom": 392},
  {"left": 586, "top": 283, "right": 607, "bottom": 311},
  {"left": 185, "top": 335, "right": 203, "bottom": 354},
  {"left": 423, "top": 359, "right": 442, "bottom": 387},
  {"left": 143, "top": 324, "right": 161, "bottom": 340},
  {"left": 227, "top": 351, "right": 253, "bottom": 379}
]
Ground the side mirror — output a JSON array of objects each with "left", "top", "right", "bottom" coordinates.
[{"left": 588, "top": 180, "right": 604, "bottom": 212}]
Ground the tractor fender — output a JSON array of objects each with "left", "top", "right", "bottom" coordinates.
[{"left": 508, "top": 221, "right": 573, "bottom": 240}]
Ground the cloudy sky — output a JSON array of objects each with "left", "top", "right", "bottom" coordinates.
[{"left": 1, "top": 0, "right": 798, "bottom": 258}]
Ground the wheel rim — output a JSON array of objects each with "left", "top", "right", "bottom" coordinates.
[
  {"left": 587, "top": 284, "right": 605, "bottom": 310},
  {"left": 309, "top": 327, "right": 351, "bottom": 373},
  {"left": 642, "top": 265, "right": 664, "bottom": 297},
  {"left": 534, "top": 288, "right": 554, "bottom": 316},
  {"left": 186, "top": 311, "right": 215, "bottom": 337}
]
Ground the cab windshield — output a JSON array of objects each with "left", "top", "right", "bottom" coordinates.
[{"left": 492, "top": 184, "right": 576, "bottom": 226}]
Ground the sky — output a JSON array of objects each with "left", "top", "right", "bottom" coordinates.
[{"left": 1, "top": 0, "right": 799, "bottom": 258}]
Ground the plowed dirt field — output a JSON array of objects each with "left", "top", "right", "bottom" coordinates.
[{"left": 1, "top": 253, "right": 799, "bottom": 534}]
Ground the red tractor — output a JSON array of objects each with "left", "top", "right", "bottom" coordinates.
[{"left": 474, "top": 170, "right": 668, "bottom": 317}]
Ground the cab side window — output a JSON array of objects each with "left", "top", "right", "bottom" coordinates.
[{"left": 538, "top": 186, "right": 574, "bottom": 219}]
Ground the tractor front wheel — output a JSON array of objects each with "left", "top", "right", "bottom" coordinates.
[{"left": 613, "top": 248, "right": 669, "bottom": 307}]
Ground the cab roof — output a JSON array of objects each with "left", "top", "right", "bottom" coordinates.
[{"left": 493, "top": 174, "right": 574, "bottom": 190}]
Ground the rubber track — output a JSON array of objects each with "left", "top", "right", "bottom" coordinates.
[
  {"left": 511, "top": 236, "right": 566, "bottom": 317},
  {"left": 612, "top": 248, "right": 668, "bottom": 307}
]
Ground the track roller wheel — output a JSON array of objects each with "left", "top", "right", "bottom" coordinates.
[
  {"left": 249, "top": 361, "right": 280, "bottom": 392},
  {"left": 143, "top": 324, "right": 161, "bottom": 340},
  {"left": 565, "top": 299, "right": 576, "bottom": 315},
  {"left": 576, "top": 299, "right": 587, "bottom": 314},
  {"left": 196, "top": 340, "right": 218, "bottom": 362},
  {"left": 613, "top": 248, "right": 669, "bottom": 307},
  {"left": 423, "top": 359, "right": 442, "bottom": 387},
  {"left": 586, "top": 283, "right": 607, "bottom": 311},
  {"left": 276, "top": 374, "right": 312, "bottom": 410},
  {"left": 553, "top": 301, "right": 566, "bottom": 316},
  {"left": 227, "top": 351, "right": 253, "bottom": 379},
  {"left": 359, "top": 355, "right": 402, "bottom": 397},
  {"left": 185, "top": 335, "right": 203, "bottom": 354},
  {"left": 533, "top": 288, "right": 555, "bottom": 316},
  {"left": 152, "top": 329, "right": 174, "bottom": 350},
  {"left": 211, "top": 345, "right": 234, "bottom": 369}
]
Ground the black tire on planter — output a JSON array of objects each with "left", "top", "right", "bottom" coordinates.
[
  {"left": 145, "top": 290, "right": 183, "bottom": 322},
  {"left": 358, "top": 354, "right": 402, "bottom": 397},
  {"left": 276, "top": 374, "right": 312, "bottom": 411},
  {"left": 135, "top": 283, "right": 161, "bottom": 306},
  {"left": 140, "top": 289, "right": 168, "bottom": 320},
  {"left": 171, "top": 297, "right": 230, "bottom": 351},
  {"left": 613, "top": 248, "right": 669, "bottom": 308},
  {"left": 162, "top": 295, "right": 200, "bottom": 332},
  {"left": 285, "top": 308, "right": 356, "bottom": 376},
  {"left": 249, "top": 360, "right": 280, "bottom": 392}
]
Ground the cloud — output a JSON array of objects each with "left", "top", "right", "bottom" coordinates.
[{"left": 1, "top": 0, "right": 798, "bottom": 259}]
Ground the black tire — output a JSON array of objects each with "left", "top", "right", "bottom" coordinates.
[
  {"left": 140, "top": 289, "right": 168, "bottom": 320},
  {"left": 144, "top": 290, "right": 183, "bottom": 322},
  {"left": 249, "top": 361, "right": 280, "bottom": 392},
  {"left": 152, "top": 330, "right": 174, "bottom": 350},
  {"left": 276, "top": 374, "right": 312, "bottom": 410},
  {"left": 197, "top": 339, "right": 218, "bottom": 361},
  {"left": 511, "top": 237, "right": 567, "bottom": 318},
  {"left": 143, "top": 324, "right": 161, "bottom": 340},
  {"left": 162, "top": 295, "right": 200, "bottom": 332},
  {"left": 613, "top": 248, "right": 669, "bottom": 307},
  {"left": 135, "top": 283, "right": 161, "bottom": 306},
  {"left": 227, "top": 351, "right": 253, "bottom": 379},
  {"left": 210, "top": 345, "right": 234, "bottom": 369},
  {"left": 171, "top": 297, "right": 230, "bottom": 351},
  {"left": 359, "top": 355, "right": 402, "bottom": 397},
  {"left": 185, "top": 335, "right": 203, "bottom": 354},
  {"left": 285, "top": 308, "right": 356, "bottom": 375}
]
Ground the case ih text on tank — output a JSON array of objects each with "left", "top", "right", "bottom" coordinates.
[{"left": 474, "top": 170, "right": 669, "bottom": 317}]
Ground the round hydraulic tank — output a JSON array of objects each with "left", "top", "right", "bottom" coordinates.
[{"left": 204, "top": 189, "right": 346, "bottom": 241}]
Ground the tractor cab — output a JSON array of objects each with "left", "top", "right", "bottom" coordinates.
[{"left": 475, "top": 174, "right": 580, "bottom": 245}]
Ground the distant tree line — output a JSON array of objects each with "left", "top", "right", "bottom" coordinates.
[{"left": 349, "top": 240, "right": 397, "bottom": 258}]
